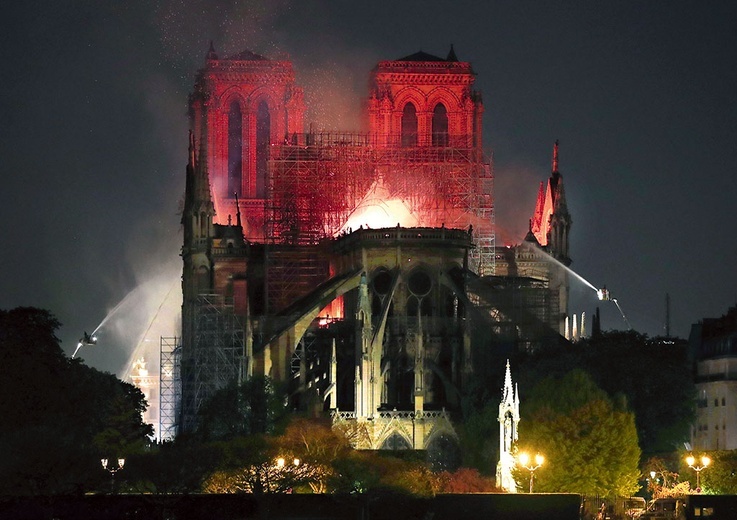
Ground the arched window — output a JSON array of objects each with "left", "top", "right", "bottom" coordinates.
[
  {"left": 255, "top": 101, "right": 270, "bottom": 198},
  {"left": 227, "top": 102, "right": 243, "bottom": 197},
  {"left": 432, "top": 103, "right": 448, "bottom": 146},
  {"left": 196, "top": 266, "right": 209, "bottom": 295},
  {"left": 401, "top": 102, "right": 417, "bottom": 147}
]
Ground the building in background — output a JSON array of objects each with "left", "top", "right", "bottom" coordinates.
[
  {"left": 690, "top": 305, "right": 737, "bottom": 450},
  {"left": 128, "top": 357, "right": 159, "bottom": 439}
]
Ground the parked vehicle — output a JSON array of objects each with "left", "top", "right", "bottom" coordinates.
[
  {"left": 581, "top": 496, "right": 646, "bottom": 520},
  {"left": 640, "top": 495, "right": 737, "bottom": 520}
]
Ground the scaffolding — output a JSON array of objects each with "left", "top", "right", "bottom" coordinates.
[
  {"left": 467, "top": 275, "right": 561, "bottom": 352},
  {"left": 180, "top": 294, "right": 246, "bottom": 432},
  {"left": 264, "top": 132, "right": 495, "bottom": 311},
  {"left": 159, "top": 336, "right": 181, "bottom": 441}
]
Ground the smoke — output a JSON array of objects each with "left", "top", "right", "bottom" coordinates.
[{"left": 493, "top": 161, "right": 541, "bottom": 245}]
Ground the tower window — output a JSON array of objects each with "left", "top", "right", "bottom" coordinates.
[
  {"left": 256, "top": 101, "right": 270, "bottom": 198},
  {"left": 228, "top": 102, "right": 243, "bottom": 197},
  {"left": 401, "top": 103, "right": 418, "bottom": 147},
  {"left": 432, "top": 103, "right": 448, "bottom": 146}
]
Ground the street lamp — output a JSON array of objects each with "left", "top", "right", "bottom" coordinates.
[
  {"left": 101, "top": 458, "right": 125, "bottom": 494},
  {"left": 518, "top": 452, "right": 544, "bottom": 493},
  {"left": 276, "top": 457, "right": 300, "bottom": 469},
  {"left": 686, "top": 454, "right": 711, "bottom": 492}
]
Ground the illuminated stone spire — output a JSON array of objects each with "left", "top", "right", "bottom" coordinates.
[
  {"left": 547, "top": 140, "right": 571, "bottom": 264},
  {"left": 414, "top": 312, "right": 425, "bottom": 414},
  {"left": 497, "top": 360, "right": 520, "bottom": 492},
  {"left": 581, "top": 311, "right": 587, "bottom": 339},
  {"left": 355, "top": 272, "right": 374, "bottom": 418}
]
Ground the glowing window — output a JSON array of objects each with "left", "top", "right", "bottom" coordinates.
[
  {"left": 432, "top": 103, "right": 448, "bottom": 146},
  {"left": 401, "top": 103, "right": 418, "bottom": 147},
  {"left": 228, "top": 102, "right": 243, "bottom": 197},
  {"left": 255, "top": 101, "right": 270, "bottom": 198}
]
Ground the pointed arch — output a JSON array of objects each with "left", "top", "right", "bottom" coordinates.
[
  {"left": 227, "top": 101, "right": 243, "bottom": 197},
  {"left": 432, "top": 103, "right": 449, "bottom": 147},
  {"left": 401, "top": 102, "right": 418, "bottom": 147},
  {"left": 426, "top": 86, "right": 462, "bottom": 110},
  {"left": 255, "top": 100, "right": 270, "bottom": 198}
]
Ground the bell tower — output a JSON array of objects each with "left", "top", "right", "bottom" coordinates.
[
  {"left": 368, "top": 46, "right": 483, "bottom": 151},
  {"left": 189, "top": 42, "right": 305, "bottom": 239}
]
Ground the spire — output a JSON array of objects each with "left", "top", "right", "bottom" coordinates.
[
  {"left": 196, "top": 135, "right": 214, "bottom": 207},
  {"left": 447, "top": 44, "right": 458, "bottom": 62},
  {"left": 553, "top": 174, "right": 569, "bottom": 215},
  {"left": 183, "top": 130, "right": 215, "bottom": 229},
  {"left": 206, "top": 40, "right": 218, "bottom": 61},
  {"left": 524, "top": 218, "right": 541, "bottom": 245},
  {"left": 581, "top": 312, "right": 587, "bottom": 339},
  {"left": 552, "top": 139, "right": 559, "bottom": 173},
  {"left": 502, "top": 359, "right": 514, "bottom": 403},
  {"left": 234, "top": 191, "right": 242, "bottom": 228},
  {"left": 188, "top": 130, "right": 196, "bottom": 169},
  {"left": 531, "top": 181, "right": 545, "bottom": 235}
]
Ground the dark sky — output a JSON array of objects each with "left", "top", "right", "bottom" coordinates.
[{"left": 2, "top": 1, "right": 736, "bottom": 376}]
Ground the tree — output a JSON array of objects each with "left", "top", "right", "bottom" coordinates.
[
  {"left": 435, "top": 467, "right": 497, "bottom": 493},
  {"left": 126, "top": 436, "right": 220, "bottom": 493},
  {"left": 583, "top": 332, "right": 695, "bottom": 457},
  {"left": 276, "top": 417, "right": 351, "bottom": 493},
  {"left": 0, "top": 307, "right": 153, "bottom": 494},
  {"left": 329, "top": 450, "right": 437, "bottom": 496},
  {"left": 518, "top": 331, "right": 695, "bottom": 459},
  {"left": 515, "top": 369, "right": 641, "bottom": 496},
  {"left": 197, "top": 376, "right": 289, "bottom": 441},
  {"left": 202, "top": 435, "right": 294, "bottom": 493},
  {"left": 456, "top": 401, "right": 498, "bottom": 474}
]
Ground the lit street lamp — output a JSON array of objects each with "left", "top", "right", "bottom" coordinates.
[
  {"left": 686, "top": 454, "right": 711, "bottom": 493},
  {"left": 518, "top": 452, "right": 544, "bottom": 493},
  {"left": 101, "top": 458, "right": 125, "bottom": 494},
  {"left": 275, "top": 457, "right": 302, "bottom": 493}
]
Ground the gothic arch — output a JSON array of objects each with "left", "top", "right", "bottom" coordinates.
[
  {"left": 426, "top": 86, "right": 462, "bottom": 111},
  {"left": 216, "top": 87, "right": 249, "bottom": 112},
  {"left": 247, "top": 88, "right": 278, "bottom": 114},
  {"left": 377, "top": 426, "right": 413, "bottom": 450},
  {"left": 431, "top": 103, "right": 449, "bottom": 147},
  {"left": 401, "top": 102, "right": 418, "bottom": 147},
  {"left": 392, "top": 86, "right": 427, "bottom": 113},
  {"left": 227, "top": 101, "right": 244, "bottom": 197}
]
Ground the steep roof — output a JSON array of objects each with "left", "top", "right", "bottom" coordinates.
[
  {"left": 225, "top": 49, "right": 268, "bottom": 61},
  {"left": 396, "top": 50, "right": 447, "bottom": 62}
]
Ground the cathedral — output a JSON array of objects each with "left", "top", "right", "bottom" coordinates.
[{"left": 163, "top": 43, "right": 572, "bottom": 460}]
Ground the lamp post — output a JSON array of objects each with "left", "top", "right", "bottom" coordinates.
[
  {"left": 518, "top": 452, "right": 544, "bottom": 493},
  {"left": 686, "top": 454, "right": 711, "bottom": 493},
  {"left": 274, "top": 457, "right": 301, "bottom": 493},
  {"left": 101, "top": 458, "right": 125, "bottom": 494}
]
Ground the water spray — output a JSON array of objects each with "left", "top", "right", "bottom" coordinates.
[
  {"left": 522, "top": 242, "right": 632, "bottom": 331},
  {"left": 612, "top": 298, "right": 633, "bottom": 330},
  {"left": 72, "top": 331, "right": 98, "bottom": 359}
]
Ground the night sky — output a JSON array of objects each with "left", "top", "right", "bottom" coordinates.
[{"left": 2, "top": 1, "right": 736, "bottom": 376}]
